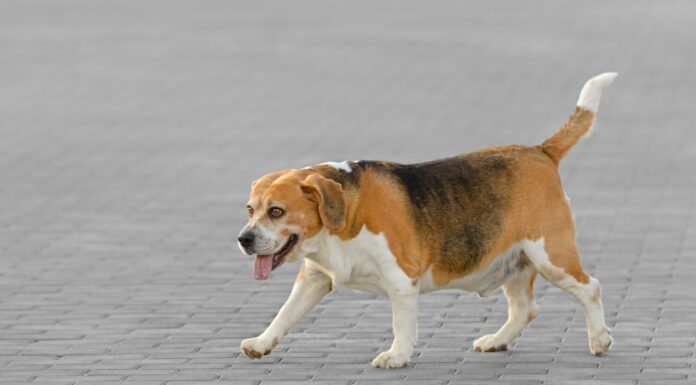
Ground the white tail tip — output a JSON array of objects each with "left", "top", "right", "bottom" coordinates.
[{"left": 577, "top": 72, "right": 618, "bottom": 113}]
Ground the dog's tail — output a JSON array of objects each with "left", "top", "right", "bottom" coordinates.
[{"left": 540, "top": 72, "right": 617, "bottom": 164}]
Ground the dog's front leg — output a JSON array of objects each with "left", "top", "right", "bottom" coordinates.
[
  {"left": 372, "top": 280, "right": 419, "bottom": 369},
  {"left": 241, "top": 261, "right": 331, "bottom": 359}
]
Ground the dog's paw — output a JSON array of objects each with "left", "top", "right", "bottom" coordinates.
[
  {"left": 589, "top": 327, "right": 612, "bottom": 356},
  {"left": 372, "top": 349, "right": 411, "bottom": 369},
  {"left": 240, "top": 336, "right": 278, "bottom": 359},
  {"left": 473, "top": 334, "right": 508, "bottom": 352}
]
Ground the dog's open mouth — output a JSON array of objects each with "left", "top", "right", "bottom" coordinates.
[{"left": 253, "top": 234, "right": 297, "bottom": 281}]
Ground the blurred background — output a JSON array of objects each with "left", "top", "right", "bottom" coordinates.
[{"left": 1, "top": 0, "right": 694, "bottom": 383}]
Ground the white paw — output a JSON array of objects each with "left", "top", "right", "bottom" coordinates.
[
  {"left": 473, "top": 334, "right": 509, "bottom": 352},
  {"left": 589, "top": 327, "right": 612, "bottom": 356},
  {"left": 240, "top": 336, "right": 278, "bottom": 359},
  {"left": 372, "top": 349, "right": 411, "bottom": 369}
]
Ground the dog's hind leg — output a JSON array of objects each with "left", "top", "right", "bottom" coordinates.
[
  {"left": 473, "top": 263, "right": 539, "bottom": 352},
  {"left": 521, "top": 236, "right": 612, "bottom": 356}
]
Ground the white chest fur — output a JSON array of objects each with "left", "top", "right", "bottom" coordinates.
[{"left": 300, "top": 226, "right": 409, "bottom": 297}]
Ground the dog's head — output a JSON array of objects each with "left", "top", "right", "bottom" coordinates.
[{"left": 238, "top": 169, "right": 346, "bottom": 280}]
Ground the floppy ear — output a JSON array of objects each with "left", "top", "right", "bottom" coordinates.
[{"left": 301, "top": 174, "right": 346, "bottom": 232}]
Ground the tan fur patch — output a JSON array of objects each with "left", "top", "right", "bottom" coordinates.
[
  {"left": 296, "top": 262, "right": 306, "bottom": 283},
  {"left": 528, "top": 271, "right": 537, "bottom": 299},
  {"left": 527, "top": 313, "right": 536, "bottom": 323},
  {"left": 541, "top": 107, "right": 595, "bottom": 164},
  {"left": 340, "top": 168, "right": 428, "bottom": 278},
  {"left": 301, "top": 174, "right": 346, "bottom": 232},
  {"left": 589, "top": 282, "right": 601, "bottom": 304}
]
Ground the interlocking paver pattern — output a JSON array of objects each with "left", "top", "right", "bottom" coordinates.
[{"left": 1, "top": 0, "right": 695, "bottom": 384}]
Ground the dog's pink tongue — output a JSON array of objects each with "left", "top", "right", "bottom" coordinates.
[{"left": 254, "top": 254, "right": 273, "bottom": 280}]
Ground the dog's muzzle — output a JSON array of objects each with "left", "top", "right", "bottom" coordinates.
[{"left": 238, "top": 231, "right": 255, "bottom": 254}]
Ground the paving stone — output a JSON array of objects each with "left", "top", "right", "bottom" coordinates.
[{"left": 0, "top": 0, "right": 695, "bottom": 384}]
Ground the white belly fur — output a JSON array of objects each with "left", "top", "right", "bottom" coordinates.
[
  {"left": 301, "top": 226, "right": 526, "bottom": 298},
  {"left": 419, "top": 242, "right": 525, "bottom": 296}
]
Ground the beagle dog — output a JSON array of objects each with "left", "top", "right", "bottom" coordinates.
[{"left": 238, "top": 73, "right": 617, "bottom": 368}]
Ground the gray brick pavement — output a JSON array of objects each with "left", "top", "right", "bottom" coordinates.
[{"left": 1, "top": 0, "right": 695, "bottom": 384}]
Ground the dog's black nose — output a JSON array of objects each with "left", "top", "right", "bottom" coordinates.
[{"left": 238, "top": 232, "right": 255, "bottom": 248}]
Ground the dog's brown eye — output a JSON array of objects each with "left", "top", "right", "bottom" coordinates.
[
  {"left": 269, "top": 207, "right": 284, "bottom": 218},
  {"left": 247, "top": 206, "right": 254, "bottom": 216}
]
